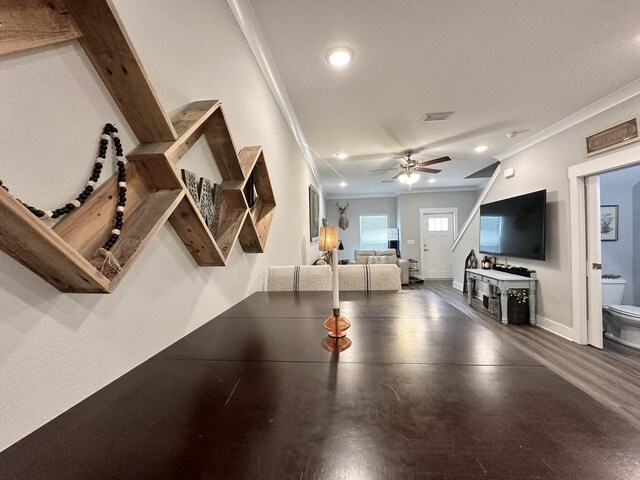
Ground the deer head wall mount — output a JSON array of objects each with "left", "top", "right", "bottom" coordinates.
[{"left": 336, "top": 202, "right": 349, "bottom": 230}]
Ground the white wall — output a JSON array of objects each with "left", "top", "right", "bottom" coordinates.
[
  {"left": 452, "top": 93, "right": 640, "bottom": 330},
  {"left": 0, "top": 0, "right": 322, "bottom": 451},
  {"left": 324, "top": 197, "right": 397, "bottom": 260}
]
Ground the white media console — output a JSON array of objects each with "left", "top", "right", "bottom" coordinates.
[{"left": 465, "top": 268, "right": 537, "bottom": 325}]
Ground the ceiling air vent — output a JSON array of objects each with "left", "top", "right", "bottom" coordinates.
[{"left": 421, "top": 111, "right": 454, "bottom": 123}]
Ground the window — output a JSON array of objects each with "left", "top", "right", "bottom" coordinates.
[
  {"left": 360, "top": 214, "right": 388, "bottom": 250},
  {"left": 428, "top": 216, "right": 449, "bottom": 232}
]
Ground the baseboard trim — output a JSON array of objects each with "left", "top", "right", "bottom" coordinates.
[
  {"left": 451, "top": 281, "right": 483, "bottom": 300},
  {"left": 535, "top": 315, "right": 574, "bottom": 341}
]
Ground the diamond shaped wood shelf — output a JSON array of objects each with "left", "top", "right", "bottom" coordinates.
[
  {"left": 232, "top": 147, "right": 276, "bottom": 253},
  {"left": 0, "top": 0, "right": 276, "bottom": 293},
  {"left": 128, "top": 100, "right": 259, "bottom": 266}
]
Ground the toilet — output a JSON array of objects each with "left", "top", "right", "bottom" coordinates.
[{"left": 601, "top": 278, "right": 640, "bottom": 349}]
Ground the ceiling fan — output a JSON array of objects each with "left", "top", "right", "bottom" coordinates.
[{"left": 369, "top": 151, "right": 451, "bottom": 185}]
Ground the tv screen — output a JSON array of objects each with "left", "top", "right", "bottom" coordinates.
[{"left": 479, "top": 189, "right": 546, "bottom": 261}]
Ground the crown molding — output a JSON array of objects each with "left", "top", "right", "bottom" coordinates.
[
  {"left": 226, "top": 0, "right": 323, "bottom": 194},
  {"left": 495, "top": 79, "right": 640, "bottom": 161},
  {"left": 325, "top": 185, "right": 483, "bottom": 200}
]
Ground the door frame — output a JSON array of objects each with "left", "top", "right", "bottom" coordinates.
[
  {"left": 568, "top": 143, "right": 640, "bottom": 345},
  {"left": 419, "top": 207, "right": 459, "bottom": 278}
]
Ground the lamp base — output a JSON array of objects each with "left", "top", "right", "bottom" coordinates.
[{"left": 323, "top": 309, "right": 351, "bottom": 338}]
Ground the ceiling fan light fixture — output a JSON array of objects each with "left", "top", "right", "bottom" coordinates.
[
  {"left": 326, "top": 47, "right": 353, "bottom": 67},
  {"left": 399, "top": 172, "right": 420, "bottom": 185}
]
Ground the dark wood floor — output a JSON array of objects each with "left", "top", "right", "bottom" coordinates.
[
  {"left": 406, "top": 280, "right": 640, "bottom": 430},
  {"left": 1, "top": 286, "right": 639, "bottom": 479}
]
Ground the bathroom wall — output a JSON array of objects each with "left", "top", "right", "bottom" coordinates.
[
  {"left": 634, "top": 180, "right": 640, "bottom": 306},
  {"left": 600, "top": 165, "right": 640, "bottom": 304}
]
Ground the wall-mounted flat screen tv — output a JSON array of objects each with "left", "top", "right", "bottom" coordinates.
[{"left": 479, "top": 189, "right": 546, "bottom": 261}]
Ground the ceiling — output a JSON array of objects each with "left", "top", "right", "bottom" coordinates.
[{"left": 248, "top": 0, "right": 640, "bottom": 197}]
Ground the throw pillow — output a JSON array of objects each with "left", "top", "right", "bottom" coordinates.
[{"left": 366, "top": 255, "right": 387, "bottom": 265}]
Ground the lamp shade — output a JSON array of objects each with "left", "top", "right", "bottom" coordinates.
[{"left": 319, "top": 226, "right": 339, "bottom": 251}]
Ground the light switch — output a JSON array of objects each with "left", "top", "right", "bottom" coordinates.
[{"left": 407, "top": 239, "right": 416, "bottom": 245}]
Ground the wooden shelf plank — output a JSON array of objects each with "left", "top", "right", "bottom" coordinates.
[
  {"left": 215, "top": 208, "right": 247, "bottom": 260},
  {"left": 0, "top": 188, "right": 110, "bottom": 293},
  {"left": 238, "top": 146, "right": 261, "bottom": 179},
  {"left": 108, "top": 188, "right": 184, "bottom": 290},
  {"left": 0, "top": 0, "right": 82, "bottom": 56},
  {"left": 127, "top": 101, "right": 222, "bottom": 162},
  {"left": 64, "top": 0, "right": 177, "bottom": 143},
  {"left": 238, "top": 149, "right": 276, "bottom": 253},
  {"left": 240, "top": 199, "right": 276, "bottom": 253},
  {"left": 168, "top": 194, "right": 225, "bottom": 266},
  {"left": 54, "top": 162, "right": 153, "bottom": 259},
  {"left": 203, "top": 106, "right": 244, "bottom": 181}
]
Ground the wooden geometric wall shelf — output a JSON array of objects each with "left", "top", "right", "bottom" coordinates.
[
  {"left": 128, "top": 100, "right": 260, "bottom": 266},
  {"left": 234, "top": 147, "right": 276, "bottom": 253},
  {"left": 0, "top": 0, "right": 276, "bottom": 293}
]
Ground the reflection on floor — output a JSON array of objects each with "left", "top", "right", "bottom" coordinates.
[
  {"left": 604, "top": 336, "right": 640, "bottom": 360},
  {"left": 405, "top": 280, "right": 640, "bottom": 430}
]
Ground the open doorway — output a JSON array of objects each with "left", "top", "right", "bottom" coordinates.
[
  {"left": 569, "top": 143, "right": 640, "bottom": 351},
  {"left": 597, "top": 165, "right": 640, "bottom": 356}
]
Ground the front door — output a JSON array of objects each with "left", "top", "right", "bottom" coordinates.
[{"left": 421, "top": 213, "right": 454, "bottom": 278}]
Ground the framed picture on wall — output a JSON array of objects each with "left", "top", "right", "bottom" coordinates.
[
  {"left": 600, "top": 205, "right": 618, "bottom": 241},
  {"left": 309, "top": 185, "right": 319, "bottom": 242}
]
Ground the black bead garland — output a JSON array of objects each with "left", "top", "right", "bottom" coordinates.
[{"left": 0, "top": 123, "right": 127, "bottom": 251}]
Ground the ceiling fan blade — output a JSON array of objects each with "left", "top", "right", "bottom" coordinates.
[
  {"left": 418, "top": 156, "right": 451, "bottom": 166},
  {"left": 368, "top": 167, "right": 400, "bottom": 172},
  {"left": 391, "top": 171, "right": 404, "bottom": 180},
  {"left": 381, "top": 180, "right": 396, "bottom": 183},
  {"left": 415, "top": 167, "right": 441, "bottom": 174}
]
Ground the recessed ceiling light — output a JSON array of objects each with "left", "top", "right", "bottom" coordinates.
[
  {"left": 428, "top": 178, "right": 436, "bottom": 183},
  {"left": 326, "top": 47, "right": 353, "bottom": 67},
  {"left": 336, "top": 153, "right": 348, "bottom": 160},
  {"left": 339, "top": 181, "right": 347, "bottom": 187},
  {"left": 474, "top": 144, "right": 490, "bottom": 152}
]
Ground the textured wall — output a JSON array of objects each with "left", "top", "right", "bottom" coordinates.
[{"left": 0, "top": 0, "right": 322, "bottom": 450}]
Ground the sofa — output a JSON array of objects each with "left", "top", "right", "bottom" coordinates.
[
  {"left": 266, "top": 264, "right": 401, "bottom": 292},
  {"left": 354, "top": 249, "right": 409, "bottom": 285}
]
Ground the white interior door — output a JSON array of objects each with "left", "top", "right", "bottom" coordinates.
[
  {"left": 585, "top": 175, "right": 603, "bottom": 348},
  {"left": 421, "top": 213, "right": 454, "bottom": 278}
]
